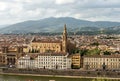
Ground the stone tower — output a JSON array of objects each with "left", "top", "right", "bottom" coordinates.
[{"left": 62, "top": 24, "right": 67, "bottom": 53}]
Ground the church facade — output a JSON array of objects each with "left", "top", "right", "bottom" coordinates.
[{"left": 30, "top": 24, "right": 69, "bottom": 53}]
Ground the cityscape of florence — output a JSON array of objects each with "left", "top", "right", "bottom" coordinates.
[{"left": 0, "top": 0, "right": 120, "bottom": 81}]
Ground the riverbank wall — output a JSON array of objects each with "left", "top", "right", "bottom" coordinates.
[{"left": 1, "top": 68, "right": 120, "bottom": 79}]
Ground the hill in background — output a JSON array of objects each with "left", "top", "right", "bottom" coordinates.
[{"left": 1, "top": 17, "right": 120, "bottom": 34}]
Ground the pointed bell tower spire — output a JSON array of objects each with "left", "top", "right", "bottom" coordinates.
[{"left": 62, "top": 24, "right": 67, "bottom": 53}]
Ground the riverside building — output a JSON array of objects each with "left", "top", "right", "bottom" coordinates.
[
  {"left": 35, "top": 53, "right": 71, "bottom": 69},
  {"left": 83, "top": 54, "right": 120, "bottom": 70},
  {"left": 71, "top": 53, "right": 81, "bottom": 69},
  {"left": 17, "top": 54, "right": 35, "bottom": 69},
  {"left": 17, "top": 53, "right": 71, "bottom": 69}
]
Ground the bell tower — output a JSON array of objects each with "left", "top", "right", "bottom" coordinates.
[{"left": 62, "top": 24, "right": 67, "bottom": 53}]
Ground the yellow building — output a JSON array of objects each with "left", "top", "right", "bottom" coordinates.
[
  {"left": 31, "top": 40, "right": 62, "bottom": 53},
  {"left": 29, "top": 24, "right": 70, "bottom": 53},
  {"left": 71, "top": 53, "right": 81, "bottom": 69},
  {"left": 0, "top": 46, "right": 24, "bottom": 66}
]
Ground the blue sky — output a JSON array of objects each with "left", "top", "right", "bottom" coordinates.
[{"left": 0, "top": 0, "right": 120, "bottom": 25}]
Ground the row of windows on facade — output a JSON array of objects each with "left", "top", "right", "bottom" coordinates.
[
  {"left": 85, "top": 62, "right": 120, "bottom": 66},
  {"left": 19, "top": 62, "right": 67, "bottom": 65},
  {"left": 38, "top": 58, "right": 67, "bottom": 60},
  {"left": 19, "top": 61, "right": 67, "bottom": 64},
  {"left": 19, "top": 59, "right": 67, "bottom": 62},
  {"left": 19, "top": 62, "right": 33, "bottom": 65},
  {"left": 18, "top": 60, "right": 67, "bottom": 63},
  {"left": 0, "top": 56, "right": 5, "bottom": 59},
  {"left": 38, "top": 57, "right": 67, "bottom": 58},
  {"left": 72, "top": 60, "right": 80, "bottom": 61},
  {"left": 72, "top": 57, "right": 80, "bottom": 59},
  {"left": 88, "top": 66, "right": 120, "bottom": 68},
  {"left": 38, "top": 65, "right": 66, "bottom": 68},
  {"left": 37, "top": 62, "right": 66, "bottom": 64},
  {"left": 38, "top": 60, "right": 66, "bottom": 62},
  {"left": 85, "top": 58, "right": 120, "bottom": 61},
  {"left": 32, "top": 43, "right": 60, "bottom": 46},
  {"left": 0, "top": 61, "right": 5, "bottom": 63},
  {"left": 30, "top": 49, "right": 60, "bottom": 52},
  {"left": 19, "top": 56, "right": 68, "bottom": 60},
  {"left": 30, "top": 49, "right": 59, "bottom": 51},
  {"left": 89, "top": 65, "right": 120, "bottom": 68},
  {"left": 37, "top": 58, "right": 66, "bottom": 60},
  {"left": 32, "top": 46, "right": 60, "bottom": 49},
  {"left": 38, "top": 62, "right": 64, "bottom": 64}
]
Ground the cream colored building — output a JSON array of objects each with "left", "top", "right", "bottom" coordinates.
[
  {"left": 17, "top": 53, "right": 71, "bottom": 69},
  {"left": 17, "top": 54, "right": 35, "bottom": 69},
  {"left": 35, "top": 53, "right": 71, "bottom": 69},
  {"left": 83, "top": 54, "right": 120, "bottom": 70}
]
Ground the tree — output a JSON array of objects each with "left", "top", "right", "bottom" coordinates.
[
  {"left": 87, "top": 48, "right": 101, "bottom": 55},
  {"left": 90, "top": 42, "right": 99, "bottom": 46},
  {"left": 103, "top": 51, "right": 111, "bottom": 55},
  {"left": 79, "top": 49, "right": 88, "bottom": 56},
  {"left": 71, "top": 64, "right": 80, "bottom": 69}
]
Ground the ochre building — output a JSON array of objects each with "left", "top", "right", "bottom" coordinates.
[
  {"left": 71, "top": 53, "right": 81, "bottom": 69},
  {"left": 0, "top": 46, "right": 24, "bottom": 66},
  {"left": 29, "top": 24, "right": 75, "bottom": 53}
]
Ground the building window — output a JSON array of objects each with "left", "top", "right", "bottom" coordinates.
[{"left": 107, "top": 59, "right": 108, "bottom": 61}]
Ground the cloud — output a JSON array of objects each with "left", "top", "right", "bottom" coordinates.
[
  {"left": 0, "top": 1, "right": 7, "bottom": 11},
  {"left": 55, "top": 0, "right": 75, "bottom": 5},
  {"left": 0, "top": 0, "right": 120, "bottom": 25}
]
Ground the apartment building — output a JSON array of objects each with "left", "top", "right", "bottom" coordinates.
[
  {"left": 35, "top": 53, "right": 71, "bottom": 69},
  {"left": 17, "top": 54, "right": 35, "bottom": 69},
  {"left": 83, "top": 54, "right": 120, "bottom": 70},
  {"left": 71, "top": 53, "right": 81, "bottom": 68},
  {"left": 17, "top": 53, "right": 71, "bottom": 69}
]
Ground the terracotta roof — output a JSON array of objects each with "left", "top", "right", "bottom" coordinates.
[
  {"left": 32, "top": 38, "right": 61, "bottom": 43},
  {"left": 32, "top": 40, "right": 61, "bottom": 43},
  {"left": 28, "top": 52, "right": 67, "bottom": 56},
  {"left": 84, "top": 54, "right": 120, "bottom": 58}
]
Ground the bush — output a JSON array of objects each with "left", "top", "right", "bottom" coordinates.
[
  {"left": 87, "top": 71, "right": 90, "bottom": 74},
  {"left": 71, "top": 64, "right": 80, "bottom": 69},
  {"left": 105, "top": 72, "right": 109, "bottom": 75},
  {"left": 97, "top": 72, "right": 101, "bottom": 75}
]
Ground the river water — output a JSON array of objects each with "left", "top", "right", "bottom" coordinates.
[
  {"left": 0, "top": 75, "right": 91, "bottom": 81},
  {"left": 0, "top": 75, "right": 119, "bottom": 81}
]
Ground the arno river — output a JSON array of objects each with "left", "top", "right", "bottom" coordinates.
[
  {"left": 0, "top": 75, "right": 119, "bottom": 81},
  {"left": 0, "top": 75, "right": 91, "bottom": 81}
]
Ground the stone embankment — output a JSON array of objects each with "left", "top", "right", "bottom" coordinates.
[{"left": 1, "top": 68, "right": 120, "bottom": 78}]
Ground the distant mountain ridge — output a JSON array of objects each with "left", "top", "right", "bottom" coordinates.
[
  {"left": 0, "top": 25, "right": 9, "bottom": 29},
  {"left": 1, "top": 17, "right": 120, "bottom": 34}
]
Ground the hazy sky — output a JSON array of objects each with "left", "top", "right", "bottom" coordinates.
[{"left": 0, "top": 0, "right": 120, "bottom": 25}]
